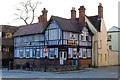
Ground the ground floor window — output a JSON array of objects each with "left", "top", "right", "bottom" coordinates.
[
  {"left": 32, "top": 48, "right": 36, "bottom": 58},
  {"left": 19, "top": 49, "right": 23, "bottom": 58},
  {"left": 36, "top": 49, "right": 40, "bottom": 58},
  {"left": 87, "top": 49, "right": 91, "bottom": 58},
  {"left": 68, "top": 48, "right": 91, "bottom": 59},
  {"left": 30, "top": 49, "right": 32, "bottom": 57},
  {"left": 68, "top": 48, "right": 78, "bottom": 58},
  {"left": 49, "top": 48, "right": 55, "bottom": 59},
  {"left": 15, "top": 49, "right": 19, "bottom": 57},
  {"left": 55, "top": 48, "right": 58, "bottom": 58},
  {"left": 82, "top": 49, "right": 87, "bottom": 58},
  {"left": 40, "top": 49, "right": 43, "bottom": 58},
  {"left": 47, "top": 48, "right": 58, "bottom": 59},
  {"left": 14, "top": 47, "right": 91, "bottom": 59},
  {"left": 73, "top": 48, "right": 77, "bottom": 58},
  {"left": 68, "top": 48, "right": 72, "bottom": 58},
  {"left": 25, "top": 49, "right": 30, "bottom": 58},
  {"left": 14, "top": 47, "right": 44, "bottom": 58}
]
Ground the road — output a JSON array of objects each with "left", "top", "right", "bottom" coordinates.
[{"left": 1, "top": 66, "right": 118, "bottom": 78}]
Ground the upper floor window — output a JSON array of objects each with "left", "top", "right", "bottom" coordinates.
[
  {"left": 49, "top": 29, "right": 59, "bottom": 40},
  {"left": 80, "top": 33, "right": 91, "bottom": 41},
  {"left": 5, "top": 32, "right": 12, "bottom": 38},
  {"left": 81, "top": 35, "right": 84, "bottom": 41},
  {"left": 45, "top": 30, "right": 48, "bottom": 40},
  {"left": 107, "top": 35, "right": 111, "bottom": 41},
  {"left": 70, "top": 32, "right": 78, "bottom": 40},
  {"left": 45, "top": 20, "right": 61, "bottom": 41},
  {"left": 34, "top": 35, "right": 39, "bottom": 41},
  {"left": 109, "top": 45, "right": 112, "bottom": 50},
  {"left": 3, "top": 48, "right": 9, "bottom": 52},
  {"left": 86, "top": 36, "right": 89, "bottom": 41},
  {"left": 70, "top": 34, "right": 75, "bottom": 39},
  {"left": 79, "top": 26, "right": 92, "bottom": 42}
]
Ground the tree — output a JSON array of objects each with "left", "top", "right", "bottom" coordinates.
[{"left": 15, "top": 0, "right": 41, "bottom": 25}]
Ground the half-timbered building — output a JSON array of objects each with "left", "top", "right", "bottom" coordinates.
[
  {"left": 44, "top": 16, "right": 93, "bottom": 66},
  {"left": 14, "top": 3, "right": 108, "bottom": 69}
]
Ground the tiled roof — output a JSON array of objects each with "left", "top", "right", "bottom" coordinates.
[
  {"left": 14, "top": 23, "right": 43, "bottom": 37},
  {"left": 87, "top": 15, "right": 101, "bottom": 32},
  {"left": 14, "top": 16, "right": 95, "bottom": 37},
  {"left": 49, "top": 16, "right": 85, "bottom": 33},
  {"left": 108, "top": 26, "right": 120, "bottom": 32}
]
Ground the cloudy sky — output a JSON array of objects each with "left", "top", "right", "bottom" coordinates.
[{"left": 0, "top": 0, "right": 119, "bottom": 30}]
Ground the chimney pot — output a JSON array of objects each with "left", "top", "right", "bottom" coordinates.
[
  {"left": 38, "top": 8, "right": 48, "bottom": 25},
  {"left": 78, "top": 5, "right": 86, "bottom": 23},
  {"left": 42, "top": 8, "right": 48, "bottom": 13},
  {"left": 98, "top": 3, "right": 103, "bottom": 18},
  {"left": 71, "top": 7, "right": 76, "bottom": 20}
]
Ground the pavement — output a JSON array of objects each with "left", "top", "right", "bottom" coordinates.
[{"left": 1, "top": 66, "right": 119, "bottom": 78}]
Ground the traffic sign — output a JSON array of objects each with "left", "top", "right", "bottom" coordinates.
[{"left": 43, "top": 48, "right": 48, "bottom": 57}]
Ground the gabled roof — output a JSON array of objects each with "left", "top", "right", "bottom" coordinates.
[
  {"left": 14, "top": 16, "right": 94, "bottom": 37},
  {"left": 87, "top": 15, "right": 101, "bottom": 32},
  {"left": 46, "top": 16, "right": 85, "bottom": 33},
  {"left": 108, "top": 26, "right": 120, "bottom": 32},
  {"left": 14, "top": 23, "right": 44, "bottom": 37}
]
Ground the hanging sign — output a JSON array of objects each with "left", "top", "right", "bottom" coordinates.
[{"left": 67, "top": 40, "right": 78, "bottom": 44}]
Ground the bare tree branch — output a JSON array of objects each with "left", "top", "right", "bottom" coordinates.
[{"left": 14, "top": 0, "right": 41, "bottom": 25}]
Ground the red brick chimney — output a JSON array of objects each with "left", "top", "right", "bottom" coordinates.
[
  {"left": 71, "top": 7, "right": 76, "bottom": 20},
  {"left": 38, "top": 8, "right": 48, "bottom": 25},
  {"left": 98, "top": 3, "right": 103, "bottom": 18},
  {"left": 38, "top": 15, "right": 43, "bottom": 23},
  {"left": 78, "top": 6, "right": 86, "bottom": 23}
]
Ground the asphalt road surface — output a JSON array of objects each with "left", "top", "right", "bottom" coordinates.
[{"left": 1, "top": 66, "right": 119, "bottom": 79}]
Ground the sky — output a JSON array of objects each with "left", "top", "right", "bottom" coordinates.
[{"left": 0, "top": 0, "right": 119, "bottom": 30}]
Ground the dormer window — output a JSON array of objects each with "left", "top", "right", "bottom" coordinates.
[
  {"left": 86, "top": 36, "right": 89, "bottom": 41},
  {"left": 80, "top": 26, "right": 91, "bottom": 41},
  {"left": 70, "top": 33, "right": 75, "bottom": 40},
  {"left": 81, "top": 35, "right": 84, "bottom": 41}
]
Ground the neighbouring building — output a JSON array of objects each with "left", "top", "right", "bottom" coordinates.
[
  {"left": 107, "top": 26, "right": 120, "bottom": 52},
  {"left": 107, "top": 26, "right": 120, "bottom": 66},
  {"left": 86, "top": 3, "right": 109, "bottom": 67},
  {"left": 13, "top": 3, "right": 108, "bottom": 69},
  {"left": 0, "top": 25, "right": 18, "bottom": 68}
]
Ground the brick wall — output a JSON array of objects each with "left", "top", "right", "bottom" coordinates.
[
  {"left": 79, "top": 59, "right": 91, "bottom": 67},
  {"left": 14, "top": 58, "right": 91, "bottom": 69}
]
